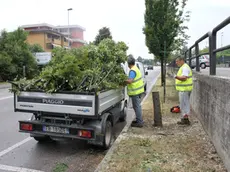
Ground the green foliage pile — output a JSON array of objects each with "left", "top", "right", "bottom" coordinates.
[{"left": 10, "top": 39, "right": 128, "bottom": 94}]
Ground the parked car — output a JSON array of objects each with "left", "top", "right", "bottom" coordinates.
[{"left": 190, "top": 55, "right": 210, "bottom": 69}]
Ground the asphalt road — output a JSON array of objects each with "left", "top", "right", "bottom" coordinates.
[
  {"left": 0, "top": 68, "right": 160, "bottom": 172},
  {"left": 194, "top": 67, "right": 230, "bottom": 77}
]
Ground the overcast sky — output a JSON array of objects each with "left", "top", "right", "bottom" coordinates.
[{"left": 0, "top": 0, "right": 230, "bottom": 59}]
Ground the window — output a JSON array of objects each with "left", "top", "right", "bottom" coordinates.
[
  {"left": 47, "top": 34, "right": 52, "bottom": 39},
  {"left": 60, "top": 28, "right": 68, "bottom": 33}
]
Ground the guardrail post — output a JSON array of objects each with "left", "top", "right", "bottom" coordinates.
[
  {"left": 209, "top": 31, "right": 216, "bottom": 75},
  {"left": 195, "top": 43, "right": 200, "bottom": 72}
]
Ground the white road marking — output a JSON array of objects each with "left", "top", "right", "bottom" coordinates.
[
  {"left": 0, "top": 96, "right": 13, "bottom": 101},
  {"left": 0, "top": 137, "right": 32, "bottom": 157},
  {"left": 0, "top": 164, "right": 44, "bottom": 172}
]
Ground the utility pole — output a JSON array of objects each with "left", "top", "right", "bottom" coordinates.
[{"left": 67, "top": 8, "right": 73, "bottom": 49}]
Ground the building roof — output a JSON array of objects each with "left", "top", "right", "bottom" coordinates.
[
  {"left": 20, "top": 23, "right": 55, "bottom": 29},
  {"left": 56, "top": 25, "right": 86, "bottom": 31},
  {"left": 21, "top": 23, "right": 85, "bottom": 31}
]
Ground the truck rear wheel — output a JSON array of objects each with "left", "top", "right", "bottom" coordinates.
[{"left": 102, "top": 121, "right": 113, "bottom": 149}]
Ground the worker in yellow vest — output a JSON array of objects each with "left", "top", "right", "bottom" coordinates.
[
  {"left": 125, "top": 55, "right": 144, "bottom": 128},
  {"left": 174, "top": 57, "right": 193, "bottom": 125}
]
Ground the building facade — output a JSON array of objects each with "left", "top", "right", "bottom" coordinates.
[{"left": 21, "top": 23, "right": 86, "bottom": 52}]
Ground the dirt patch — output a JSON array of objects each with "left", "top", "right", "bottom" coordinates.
[
  {"left": 100, "top": 76, "right": 227, "bottom": 172},
  {"left": 61, "top": 148, "right": 105, "bottom": 172}
]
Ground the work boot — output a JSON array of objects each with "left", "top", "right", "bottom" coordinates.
[
  {"left": 132, "top": 120, "right": 137, "bottom": 124},
  {"left": 177, "top": 118, "right": 190, "bottom": 125},
  {"left": 131, "top": 122, "right": 143, "bottom": 128}
]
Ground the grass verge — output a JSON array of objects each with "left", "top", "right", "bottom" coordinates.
[
  {"left": 52, "top": 163, "right": 68, "bottom": 172},
  {"left": 100, "top": 76, "right": 226, "bottom": 172}
]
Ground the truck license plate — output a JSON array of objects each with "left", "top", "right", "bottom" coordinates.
[{"left": 43, "top": 126, "right": 69, "bottom": 134}]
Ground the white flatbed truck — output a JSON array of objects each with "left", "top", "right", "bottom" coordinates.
[{"left": 14, "top": 88, "right": 128, "bottom": 149}]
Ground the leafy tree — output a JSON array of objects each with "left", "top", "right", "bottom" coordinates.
[
  {"left": 199, "top": 47, "right": 208, "bottom": 54},
  {"left": 143, "top": 59, "right": 154, "bottom": 65},
  {"left": 0, "top": 53, "right": 14, "bottom": 81},
  {"left": 29, "top": 44, "right": 44, "bottom": 53},
  {"left": 143, "top": 0, "right": 190, "bottom": 85},
  {"left": 137, "top": 56, "right": 143, "bottom": 62},
  {"left": 0, "top": 28, "right": 38, "bottom": 81},
  {"left": 94, "top": 27, "right": 112, "bottom": 45}
]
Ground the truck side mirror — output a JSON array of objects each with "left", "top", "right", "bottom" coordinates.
[{"left": 145, "top": 71, "right": 148, "bottom": 75}]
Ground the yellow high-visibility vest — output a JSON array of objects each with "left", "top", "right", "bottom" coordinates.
[
  {"left": 127, "top": 65, "right": 144, "bottom": 96},
  {"left": 176, "top": 63, "right": 193, "bottom": 91}
]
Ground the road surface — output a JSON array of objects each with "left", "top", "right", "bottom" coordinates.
[
  {"left": 194, "top": 67, "right": 230, "bottom": 78},
  {"left": 0, "top": 67, "right": 160, "bottom": 172}
]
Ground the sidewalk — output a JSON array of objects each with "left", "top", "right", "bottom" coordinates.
[
  {"left": 95, "top": 76, "right": 226, "bottom": 172},
  {"left": 0, "top": 82, "right": 10, "bottom": 89}
]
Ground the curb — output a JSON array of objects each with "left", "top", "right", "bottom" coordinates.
[{"left": 94, "top": 72, "right": 160, "bottom": 172}]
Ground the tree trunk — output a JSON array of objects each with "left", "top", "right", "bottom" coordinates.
[
  {"left": 163, "top": 59, "right": 166, "bottom": 103},
  {"left": 161, "top": 58, "right": 164, "bottom": 86}
]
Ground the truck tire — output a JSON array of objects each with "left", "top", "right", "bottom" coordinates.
[
  {"left": 102, "top": 121, "right": 113, "bottom": 149},
  {"left": 119, "top": 102, "right": 127, "bottom": 122},
  {"left": 33, "top": 136, "right": 52, "bottom": 143}
]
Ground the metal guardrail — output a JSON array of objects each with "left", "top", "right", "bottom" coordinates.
[{"left": 185, "top": 16, "right": 230, "bottom": 75}]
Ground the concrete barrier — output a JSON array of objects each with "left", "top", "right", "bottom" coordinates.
[{"left": 191, "top": 73, "right": 230, "bottom": 171}]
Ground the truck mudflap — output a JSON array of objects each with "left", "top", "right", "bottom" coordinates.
[{"left": 19, "top": 120, "right": 102, "bottom": 141}]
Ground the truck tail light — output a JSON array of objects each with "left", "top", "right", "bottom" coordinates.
[
  {"left": 78, "top": 130, "right": 92, "bottom": 138},
  {"left": 20, "top": 123, "right": 33, "bottom": 131}
]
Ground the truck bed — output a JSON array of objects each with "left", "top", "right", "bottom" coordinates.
[{"left": 14, "top": 89, "right": 125, "bottom": 117}]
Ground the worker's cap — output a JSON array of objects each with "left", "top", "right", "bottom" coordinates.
[{"left": 127, "top": 54, "right": 135, "bottom": 65}]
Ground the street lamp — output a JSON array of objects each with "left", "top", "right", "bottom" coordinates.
[
  {"left": 221, "top": 32, "right": 223, "bottom": 47},
  {"left": 67, "top": 8, "right": 73, "bottom": 48},
  {"left": 221, "top": 32, "right": 224, "bottom": 64}
]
